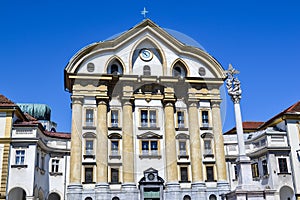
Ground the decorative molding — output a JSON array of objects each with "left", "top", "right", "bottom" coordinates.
[{"left": 71, "top": 95, "right": 84, "bottom": 105}]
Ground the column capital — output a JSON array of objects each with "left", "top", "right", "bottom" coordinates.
[
  {"left": 96, "top": 96, "right": 109, "bottom": 105},
  {"left": 71, "top": 95, "right": 84, "bottom": 105},
  {"left": 211, "top": 99, "right": 222, "bottom": 108},
  {"left": 162, "top": 99, "right": 176, "bottom": 108},
  {"left": 187, "top": 100, "right": 198, "bottom": 108}
]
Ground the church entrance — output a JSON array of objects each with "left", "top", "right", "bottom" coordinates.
[{"left": 139, "top": 168, "right": 165, "bottom": 200}]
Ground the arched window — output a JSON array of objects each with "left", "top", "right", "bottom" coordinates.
[
  {"left": 143, "top": 65, "right": 151, "bottom": 76},
  {"left": 107, "top": 60, "right": 123, "bottom": 75},
  {"left": 172, "top": 64, "right": 187, "bottom": 78},
  {"left": 85, "top": 197, "right": 93, "bottom": 200},
  {"left": 48, "top": 192, "right": 61, "bottom": 200},
  {"left": 209, "top": 194, "right": 217, "bottom": 200},
  {"left": 112, "top": 197, "right": 120, "bottom": 200},
  {"left": 183, "top": 195, "right": 191, "bottom": 200}
]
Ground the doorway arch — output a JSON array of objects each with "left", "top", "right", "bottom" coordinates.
[
  {"left": 8, "top": 187, "right": 26, "bottom": 200},
  {"left": 279, "top": 186, "right": 294, "bottom": 200}
]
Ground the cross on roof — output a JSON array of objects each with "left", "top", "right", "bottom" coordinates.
[
  {"left": 141, "top": 7, "right": 149, "bottom": 19},
  {"left": 225, "top": 64, "right": 240, "bottom": 78}
]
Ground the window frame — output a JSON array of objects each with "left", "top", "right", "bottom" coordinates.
[
  {"left": 139, "top": 109, "right": 158, "bottom": 128},
  {"left": 51, "top": 158, "right": 60, "bottom": 173},
  {"left": 110, "top": 109, "right": 119, "bottom": 128},
  {"left": 262, "top": 160, "right": 268, "bottom": 176},
  {"left": 110, "top": 168, "right": 120, "bottom": 184},
  {"left": 278, "top": 158, "right": 289, "bottom": 174},
  {"left": 177, "top": 111, "right": 185, "bottom": 128},
  {"left": 251, "top": 162, "right": 259, "bottom": 178},
  {"left": 85, "top": 108, "right": 94, "bottom": 127},
  {"left": 84, "top": 167, "right": 94, "bottom": 184},
  {"left": 206, "top": 165, "right": 215, "bottom": 182},
  {"left": 15, "top": 149, "right": 25, "bottom": 165},
  {"left": 180, "top": 166, "right": 189, "bottom": 182},
  {"left": 201, "top": 110, "right": 210, "bottom": 127}
]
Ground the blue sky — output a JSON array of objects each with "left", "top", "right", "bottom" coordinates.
[{"left": 1, "top": 1, "right": 299, "bottom": 132}]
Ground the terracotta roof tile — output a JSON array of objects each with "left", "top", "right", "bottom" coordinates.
[
  {"left": 44, "top": 131, "right": 71, "bottom": 139},
  {"left": 242, "top": 121, "right": 264, "bottom": 129},
  {"left": 0, "top": 94, "right": 16, "bottom": 106}
]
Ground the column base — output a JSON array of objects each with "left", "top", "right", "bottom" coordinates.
[
  {"left": 122, "top": 183, "right": 137, "bottom": 191},
  {"left": 191, "top": 182, "right": 206, "bottom": 190},
  {"left": 67, "top": 184, "right": 83, "bottom": 200},
  {"left": 95, "top": 182, "right": 109, "bottom": 190},
  {"left": 165, "top": 182, "right": 180, "bottom": 199}
]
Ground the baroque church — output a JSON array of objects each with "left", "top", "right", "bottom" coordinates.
[{"left": 64, "top": 19, "right": 229, "bottom": 200}]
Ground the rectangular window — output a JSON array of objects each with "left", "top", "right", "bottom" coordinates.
[
  {"left": 150, "top": 141, "right": 158, "bottom": 155},
  {"left": 177, "top": 111, "right": 185, "bottom": 128},
  {"left": 179, "top": 141, "right": 186, "bottom": 156},
  {"left": 111, "top": 141, "right": 119, "bottom": 155},
  {"left": 278, "top": 158, "right": 288, "bottom": 173},
  {"left": 206, "top": 166, "right": 214, "bottom": 182},
  {"left": 141, "top": 110, "right": 157, "bottom": 128},
  {"left": 15, "top": 150, "right": 25, "bottom": 165},
  {"left": 41, "top": 155, "right": 45, "bottom": 170},
  {"left": 204, "top": 140, "right": 212, "bottom": 155},
  {"left": 202, "top": 111, "right": 209, "bottom": 127},
  {"left": 51, "top": 159, "right": 59, "bottom": 173},
  {"left": 180, "top": 167, "right": 188, "bottom": 182},
  {"left": 141, "top": 110, "right": 148, "bottom": 127},
  {"left": 86, "top": 109, "right": 94, "bottom": 126},
  {"left": 251, "top": 163, "right": 259, "bottom": 178},
  {"left": 262, "top": 160, "right": 268, "bottom": 176},
  {"left": 149, "top": 110, "right": 156, "bottom": 127},
  {"left": 234, "top": 165, "right": 238, "bottom": 180},
  {"left": 85, "top": 167, "right": 93, "bottom": 183},
  {"left": 142, "top": 140, "right": 158, "bottom": 155},
  {"left": 111, "top": 110, "right": 119, "bottom": 127},
  {"left": 36, "top": 152, "right": 39, "bottom": 168},
  {"left": 86, "top": 140, "right": 94, "bottom": 155},
  {"left": 111, "top": 168, "right": 119, "bottom": 183}
]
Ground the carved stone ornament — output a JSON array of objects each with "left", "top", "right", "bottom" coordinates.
[{"left": 225, "top": 64, "right": 242, "bottom": 104}]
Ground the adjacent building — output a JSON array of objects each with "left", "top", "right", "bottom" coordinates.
[
  {"left": 0, "top": 95, "right": 71, "bottom": 200},
  {"left": 64, "top": 19, "right": 230, "bottom": 200},
  {"left": 224, "top": 101, "right": 300, "bottom": 200}
]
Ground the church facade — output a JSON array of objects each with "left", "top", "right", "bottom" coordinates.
[{"left": 64, "top": 19, "right": 229, "bottom": 200}]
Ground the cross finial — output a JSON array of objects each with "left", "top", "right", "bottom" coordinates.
[
  {"left": 141, "top": 7, "right": 149, "bottom": 19},
  {"left": 225, "top": 63, "right": 240, "bottom": 79}
]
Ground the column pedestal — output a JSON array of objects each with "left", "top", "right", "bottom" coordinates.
[
  {"left": 164, "top": 182, "right": 181, "bottom": 200},
  {"left": 95, "top": 183, "right": 109, "bottom": 200},
  {"left": 67, "top": 184, "right": 83, "bottom": 200}
]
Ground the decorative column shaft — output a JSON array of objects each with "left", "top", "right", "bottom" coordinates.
[
  {"left": 188, "top": 101, "right": 204, "bottom": 182},
  {"left": 122, "top": 85, "right": 135, "bottom": 186},
  {"left": 211, "top": 100, "right": 227, "bottom": 181},
  {"left": 122, "top": 101, "right": 134, "bottom": 183},
  {"left": 164, "top": 101, "right": 178, "bottom": 183},
  {"left": 96, "top": 97, "right": 108, "bottom": 184},
  {"left": 163, "top": 87, "right": 178, "bottom": 184},
  {"left": 225, "top": 64, "right": 254, "bottom": 187},
  {"left": 70, "top": 95, "right": 83, "bottom": 184}
]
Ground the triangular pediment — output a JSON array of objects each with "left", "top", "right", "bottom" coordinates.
[{"left": 137, "top": 131, "right": 162, "bottom": 139}]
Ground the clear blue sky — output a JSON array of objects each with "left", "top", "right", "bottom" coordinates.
[{"left": 1, "top": 0, "right": 299, "bottom": 132}]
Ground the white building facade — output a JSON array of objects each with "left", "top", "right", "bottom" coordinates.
[
  {"left": 64, "top": 19, "right": 230, "bottom": 200},
  {"left": 224, "top": 101, "right": 300, "bottom": 200}
]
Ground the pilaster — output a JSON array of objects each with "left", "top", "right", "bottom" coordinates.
[{"left": 70, "top": 95, "right": 84, "bottom": 184}]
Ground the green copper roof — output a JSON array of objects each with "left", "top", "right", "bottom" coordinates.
[{"left": 17, "top": 103, "right": 51, "bottom": 120}]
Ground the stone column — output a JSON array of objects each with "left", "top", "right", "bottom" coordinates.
[
  {"left": 163, "top": 87, "right": 179, "bottom": 187},
  {"left": 211, "top": 100, "right": 227, "bottom": 181},
  {"left": 96, "top": 97, "right": 109, "bottom": 187},
  {"left": 188, "top": 101, "right": 204, "bottom": 184},
  {"left": 69, "top": 95, "right": 84, "bottom": 184},
  {"left": 164, "top": 101, "right": 178, "bottom": 183},
  {"left": 122, "top": 85, "right": 135, "bottom": 188}
]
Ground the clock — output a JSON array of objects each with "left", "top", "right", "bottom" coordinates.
[
  {"left": 147, "top": 173, "right": 155, "bottom": 181},
  {"left": 139, "top": 48, "right": 153, "bottom": 61}
]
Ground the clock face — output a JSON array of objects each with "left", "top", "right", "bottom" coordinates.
[
  {"left": 139, "top": 48, "right": 153, "bottom": 61},
  {"left": 148, "top": 173, "right": 155, "bottom": 181}
]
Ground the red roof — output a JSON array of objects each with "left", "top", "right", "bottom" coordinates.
[
  {"left": 0, "top": 94, "right": 16, "bottom": 106},
  {"left": 44, "top": 131, "right": 71, "bottom": 139},
  {"left": 225, "top": 101, "right": 300, "bottom": 134}
]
